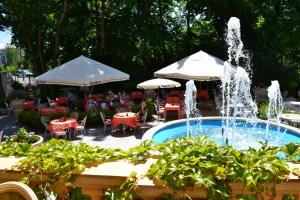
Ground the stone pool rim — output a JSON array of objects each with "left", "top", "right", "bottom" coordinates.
[{"left": 142, "top": 116, "right": 300, "bottom": 142}]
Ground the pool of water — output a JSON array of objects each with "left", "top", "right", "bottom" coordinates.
[{"left": 150, "top": 118, "right": 300, "bottom": 150}]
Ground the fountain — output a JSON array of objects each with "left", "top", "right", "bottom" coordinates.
[
  {"left": 221, "top": 17, "right": 258, "bottom": 145},
  {"left": 143, "top": 17, "right": 300, "bottom": 149},
  {"left": 265, "top": 80, "right": 285, "bottom": 145},
  {"left": 184, "top": 80, "right": 202, "bottom": 137}
]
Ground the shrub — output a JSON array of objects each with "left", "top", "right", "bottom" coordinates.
[
  {"left": 258, "top": 101, "right": 268, "bottom": 119},
  {"left": 0, "top": 97, "right": 6, "bottom": 108},
  {"left": 12, "top": 81, "right": 24, "bottom": 90},
  {"left": 17, "top": 110, "right": 44, "bottom": 131},
  {"left": 4, "top": 127, "right": 39, "bottom": 144}
]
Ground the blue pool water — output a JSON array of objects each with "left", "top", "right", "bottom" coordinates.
[{"left": 152, "top": 119, "right": 300, "bottom": 149}]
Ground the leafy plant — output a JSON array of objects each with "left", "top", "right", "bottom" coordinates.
[
  {"left": 280, "top": 143, "right": 300, "bottom": 163},
  {"left": 0, "top": 142, "right": 32, "bottom": 157},
  {"left": 258, "top": 101, "right": 269, "bottom": 119},
  {"left": 4, "top": 127, "right": 40, "bottom": 144},
  {"left": 105, "top": 172, "right": 140, "bottom": 200},
  {"left": 147, "top": 137, "right": 289, "bottom": 200}
]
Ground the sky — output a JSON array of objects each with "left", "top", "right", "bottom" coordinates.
[{"left": 0, "top": 30, "right": 11, "bottom": 49}]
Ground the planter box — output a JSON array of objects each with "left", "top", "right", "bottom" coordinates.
[{"left": 0, "top": 157, "right": 300, "bottom": 200}]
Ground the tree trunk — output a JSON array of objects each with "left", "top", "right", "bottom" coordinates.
[
  {"left": 52, "top": 0, "right": 68, "bottom": 68},
  {"left": 186, "top": 0, "right": 191, "bottom": 51},
  {"left": 95, "top": 0, "right": 101, "bottom": 54},
  {"left": 158, "top": 0, "right": 167, "bottom": 63},
  {"left": 274, "top": 0, "right": 281, "bottom": 16},
  {"left": 36, "top": 0, "right": 45, "bottom": 73},
  {"left": 11, "top": 1, "right": 35, "bottom": 67},
  {"left": 100, "top": 0, "right": 106, "bottom": 49}
]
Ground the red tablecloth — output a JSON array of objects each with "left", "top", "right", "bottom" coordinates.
[
  {"left": 131, "top": 92, "right": 144, "bottom": 100},
  {"left": 55, "top": 97, "right": 68, "bottom": 106},
  {"left": 166, "top": 97, "right": 181, "bottom": 104},
  {"left": 49, "top": 117, "right": 78, "bottom": 133},
  {"left": 197, "top": 90, "right": 209, "bottom": 101},
  {"left": 169, "top": 90, "right": 182, "bottom": 97},
  {"left": 164, "top": 103, "right": 181, "bottom": 114},
  {"left": 55, "top": 106, "right": 68, "bottom": 115},
  {"left": 40, "top": 108, "right": 55, "bottom": 116},
  {"left": 112, "top": 112, "right": 138, "bottom": 129},
  {"left": 23, "top": 101, "right": 35, "bottom": 110},
  {"left": 39, "top": 106, "right": 68, "bottom": 116}
]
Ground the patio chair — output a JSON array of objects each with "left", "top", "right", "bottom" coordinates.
[
  {"left": 75, "top": 116, "right": 87, "bottom": 136},
  {"left": 100, "top": 112, "right": 112, "bottom": 133},
  {"left": 47, "top": 97, "right": 56, "bottom": 108},
  {"left": 70, "top": 112, "right": 79, "bottom": 120},
  {"left": 41, "top": 116, "right": 50, "bottom": 135},
  {"left": 0, "top": 181, "right": 38, "bottom": 200},
  {"left": 135, "top": 111, "right": 148, "bottom": 133},
  {"left": 4, "top": 102, "right": 13, "bottom": 115},
  {"left": 154, "top": 103, "right": 165, "bottom": 120},
  {"left": 51, "top": 123, "right": 68, "bottom": 140}
]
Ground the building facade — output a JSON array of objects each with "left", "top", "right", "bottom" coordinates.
[{"left": 0, "top": 49, "right": 7, "bottom": 66}]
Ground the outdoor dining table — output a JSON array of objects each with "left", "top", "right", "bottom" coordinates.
[
  {"left": 130, "top": 92, "right": 144, "bottom": 100},
  {"left": 55, "top": 97, "right": 68, "bottom": 106},
  {"left": 197, "top": 90, "right": 209, "bottom": 101},
  {"left": 39, "top": 106, "right": 68, "bottom": 116},
  {"left": 49, "top": 117, "right": 78, "bottom": 133},
  {"left": 23, "top": 101, "right": 35, "bottom": 110},
  {"left": 283, "top": 101, "right": 300, "bottom": 111},
  {"left": 112, "top": 112, "right": 138, "bottom": 129},
  {"left": 280, "top": 113, "right": 300, "bottom": 128},
  {"left": 164, "top": 103, "right": 181, "bottom": 114}
]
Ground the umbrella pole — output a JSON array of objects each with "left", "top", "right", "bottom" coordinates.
[{"left": 157, "top": 88, "right": 159, "bottom": 123}]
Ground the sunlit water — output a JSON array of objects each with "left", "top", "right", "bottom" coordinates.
[{"left": 152, "top": 119, "right": 300, "bottom": 150}]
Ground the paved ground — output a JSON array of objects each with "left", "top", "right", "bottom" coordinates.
[
  {"left": 0, "top": 114, "right": 154, "bottom": 150},
  {"left": 0, "top": 101, "right": 218, "bottom": 149}
]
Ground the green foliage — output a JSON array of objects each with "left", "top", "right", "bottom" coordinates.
[
  {"left": 0, "top": 97, "right": 6, "bottom": 108},
  {"left": 258, "top": 101, "right": 269, "bottom": 119},
  {"left": 17, "top": 110, "right": 44, "bottom": 131},
  {"left": 5, "top": 65, "right": 17, "bottom": 73},
  {"left": 280, "top": 143, "right": 300, "bottom": 163},
  {"left": 4, "top": 127, "right": 39, "bottom": 144},
  {"left": 69, "top": 188, "right": 91, "bottom": 200},
  {"left": 148, "top": 137, "right": 289, "bottom": 199},
  {"left": 105, "top": 172, "right": 140, "bottom": 200},
  {"left": 0, "top": 136, "right": 298, "bottom": 199},
  {"left": 11, "top": 81, "right": 24, "bottom": 90},
  {"left": 0, "top": 142, "right": 32, "bottom": 157}
]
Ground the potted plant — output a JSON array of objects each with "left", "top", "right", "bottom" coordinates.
[{"left": 4, "top": 127, "right": 43, "bottom": 147}]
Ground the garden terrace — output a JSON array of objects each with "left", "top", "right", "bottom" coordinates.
[{"left": 1, "top": 157, "right": 300, "bottom": 199}]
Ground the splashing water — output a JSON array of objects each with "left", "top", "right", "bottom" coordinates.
[
  {"left": 180, "top": 17, "right": 286, "bottom": 147},
  {"left": 265, "top": 80, "right": 284, "bottom": 143},
  {"left": 221, "top": 17, "right": 258, "bottom": 145},
  {"left": 267, "top": 81, "right": 283, "bottom": 123},
  {"left": 184, "top": 80, "right": 201, "bottom": 136}
]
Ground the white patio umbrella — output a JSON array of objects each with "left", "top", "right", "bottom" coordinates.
[
  {"left": 137, "top": 78, "right": 181, "bottom": 89},
  {"left": 154, "top": 50, "right": 224, "bottom": 81},
  {"left": 137, "top": 78, "right": 181, "bottom": 121},
  {"left": 35, "top": 55, "right": 129, "bottom": 86}
]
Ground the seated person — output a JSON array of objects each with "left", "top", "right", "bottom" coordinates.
[
  {"left": 137, "top": 100, "right": 148, "bottom": 121},
  {"left": 66, "top": 91, "right": 75, "bottom": 109},
  {"left": 87, "top": 95, "right": 98, "bottom": 111}
]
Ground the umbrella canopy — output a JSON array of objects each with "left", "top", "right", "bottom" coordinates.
[
  {"left": 137, "top": 78, "right": 181, "bottom": 89},
  {"left": 35, "top": 55, "right": 129, "bottom": 86},
  {"left": 154, "top": 51, "right": 224, "bottom": 81}
]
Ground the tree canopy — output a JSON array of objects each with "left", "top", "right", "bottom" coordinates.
[{"left": 1, "top": 0, "right": 299, "bottom": 92}]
